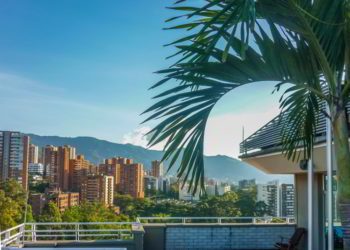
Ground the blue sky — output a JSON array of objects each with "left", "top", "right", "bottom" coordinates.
[{"left": 0, "top": 0, "right": 282, "bottom": 157}]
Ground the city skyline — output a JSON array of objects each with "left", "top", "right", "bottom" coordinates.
[{"left": 0, "top": 129, "right": 296, "bottom": 236}]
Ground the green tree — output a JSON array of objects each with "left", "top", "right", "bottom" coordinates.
[
  {"left": 61, "top": 202, "right": 130, "bottom": 240},
  {"left": 39, "top": 202, "right": 62, "bottom": 222},
  {"left": 255, "top": 201, "right": 268, "bottom": 217},
  {"left": 1, "top": 179, "right": 27, "bottom": 205},
  {"left": 159, "top": 200, "right": 194, "bottom": 216},
  {"left": 61, "top": 205, "right": 81, "bottom": 222},
  {"left": 114, "top": 194, "right": 155, "bottom": 218},
  {"left": 0, "top": 180, "right": 33, "bottom": 230},
  {"left": 0, "top": 190, "right": 22, "bottom": 230},
  {"left": 196, "top": 192, "right": 240, "bottom": 217},
  {"left": 145, "top": 1, "right": 350, "bottom": 247},
  {"left": 62, "top": 202, "right": 129, "bottom": 223},
  {"left": 235, "top": 189, "right": 256, "bottom": 216}
]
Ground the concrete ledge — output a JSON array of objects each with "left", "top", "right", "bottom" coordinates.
[
  {"left": 143, "top": 223, "right": 296, "bottom": 250},
  {"left": 143, "top": 223, "right": 296, "bottom": 227}
]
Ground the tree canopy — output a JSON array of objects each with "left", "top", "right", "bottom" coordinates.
[
  {"left": 0, "top": 180, "right": 33, "bottom": 230},
  {"left": 115, "top": 189, "right": 264, "bottom": 218}
]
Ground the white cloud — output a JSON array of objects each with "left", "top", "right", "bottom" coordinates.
[
  {"left": 122, "top": 106, "right": 280, "bottom": 157},
  {"left": 122, "top": 126, "right": 165, "bottom": 150},
  {"left": 205, "top": 107, "right": 280, "bottom": 158}
]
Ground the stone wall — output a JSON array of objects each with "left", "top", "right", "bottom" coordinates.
[{"left": 165, "top": 224, "right": 296, "bottom": 250}]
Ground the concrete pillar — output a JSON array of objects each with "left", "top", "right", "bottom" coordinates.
[
  {"left": 295, "top": 173, "right": 325, "bottom": 250},
  {"left": 132, "top": 223, "right": 144, "bottom": 250}
]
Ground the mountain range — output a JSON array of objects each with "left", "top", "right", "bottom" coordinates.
[{"left": 28, "top": 134, "right": 292, "bottom": 184}]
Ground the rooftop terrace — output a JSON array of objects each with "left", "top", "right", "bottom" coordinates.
[{"left": 0, "top": 217, "right": 297, "bottom": 250}]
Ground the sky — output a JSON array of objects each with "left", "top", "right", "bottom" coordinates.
[{"left": 0, "top": 0, "right": 283, "bottom": 158}]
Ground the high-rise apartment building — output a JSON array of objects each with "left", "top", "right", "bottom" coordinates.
[
  {"left": 281, "top": 184, "right": 295, "bottom": 217},
  {"left": 99, "top": 158, "right": 121, "bottom": 191},
  {"left": 266, "top": 181, "right": 280, "bottom": 217},
  {"left": 66, "top": 145, "right": 76, "bottom": 160},
  {"left": 29, "top": 144, "right": 39, "bottom": 164},
  {"left": 43, "top": 145, "right": 73, "bottom": 191},
  {"left": 257, "top": 181, "right": 281, "bottom": 217},
  {"left": 119, "top": 162, "right": 144, "bottom": 198},
  {"left": 81, "top": 174, "right": 114, "bottom": 206},
  {"left": 0, "top": 131, "right": 30, "bottom": 190},
  {"left": 56, "top": 146, "right": 70, "bottom": 191},
  {"left": 43, "top": 145, "right": 57, "bottom": 180},
  {"left": 256, "top": 180, "right": 294, "bottom": 217},
  {"left": 151, "top": 160, "right": 164, "bottom": 178},
  {"left": 69, "top": 155, "right": 90, "bottom": 192},
  {"left": 100, "top": 157, "right": 144, "bottom": 198},
  {"left": 101, "top": 175, "right": 114, "bottom": 206}
]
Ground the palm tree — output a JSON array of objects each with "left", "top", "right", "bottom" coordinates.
[{"left": 144, "top": 0, "right": 350, "bottom": 247}]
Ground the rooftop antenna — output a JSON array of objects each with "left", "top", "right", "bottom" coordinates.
[
  {"left": 242, "top": 126, "right": 245, "bottom": 142},
  {"left": 242, "top": 126, "right": 246, "bottom": 155}
]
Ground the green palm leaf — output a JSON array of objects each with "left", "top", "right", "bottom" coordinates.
[{"left": 144, "top": 0, "right": 347, "bottom": 193}]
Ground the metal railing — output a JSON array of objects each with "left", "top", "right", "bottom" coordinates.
[
  {"left": 0, "top": 221, "right": 139, "bottom": 249},
  {"left": 239, "top": 104, "right": 330, "bottom": 156},
  {"left": 0, "top": 224, "right": 24, "bottom": 248},
  {"left": 239, "top": 97, "right": 350, "bottom": 156},
  {"left": 0, "top": 217, "right": 296, "bottom": 248},
  {"left": 137, "top": 216, "right": 296, "bottom": 225}
]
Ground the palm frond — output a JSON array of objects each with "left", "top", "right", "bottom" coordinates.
[
  {"left": 144, "top": 0, "right": 347, "bottom": 193},
  {"left": 278, "top": 84, "right": 322, "bottom": 161}
]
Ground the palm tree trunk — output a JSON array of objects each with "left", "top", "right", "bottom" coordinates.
[{"left": 333, "top": 109, "right": 350, "bottom": 249}]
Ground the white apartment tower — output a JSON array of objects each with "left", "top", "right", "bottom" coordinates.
[
  {"left": 257, "top": 180, "right": 281, "bottom": 217},
  {"left": 101, "top": 175, "right": 114, "bottom": 206},
  {"left": 29, "top": 144, "right": 39, "bottom": 164},
  {"left": 0, "top": 131, "right": 30, "bottom": 190},
  {"left": 257, "top": 180, "right": 295, "bottom": 217}
]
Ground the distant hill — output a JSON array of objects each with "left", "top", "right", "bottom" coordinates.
[{"left": 28, "top": 134, "right": 292, "bottom": 184}]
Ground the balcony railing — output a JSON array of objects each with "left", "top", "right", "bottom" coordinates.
[
  {"left": 239, "top": 105, "right": 330, "bottom": 156},
  {"left": 137, "top": 216, "right": 296, "bottom": 224},
  {"left": 0, "top": 224, "right": 24, "bottom": 248},
  {"left": 0, "top": 221, "right": 140, "bottom": 249},
  {"left": 239, "top": 88, "right": 350, "bottom": 157},
  {"left": 0, "top": 217, "right": 296, "bottom": 249}
]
